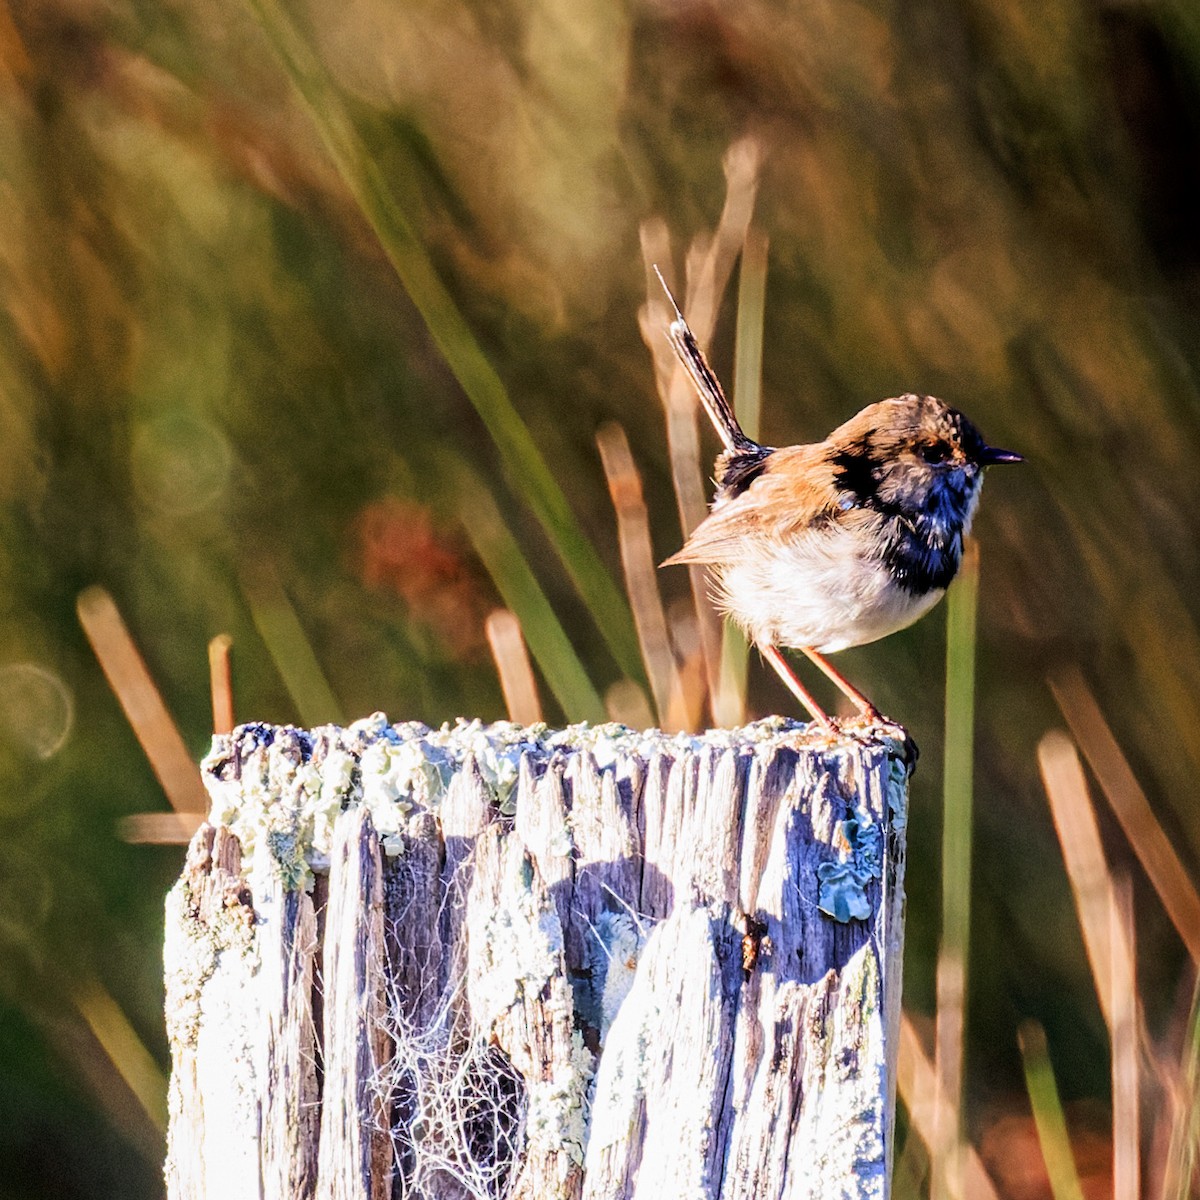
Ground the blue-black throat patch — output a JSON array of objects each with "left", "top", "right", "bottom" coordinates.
[
  {"left": 831, "top": 442, "right": 969, "bottom": 595},
  {"left": 879, "top": 516, "right": 963, "bottom": 594}
]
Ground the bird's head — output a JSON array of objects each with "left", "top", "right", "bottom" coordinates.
[{"left": 828, "top": 394, "right": 1021, "bottom": 535}]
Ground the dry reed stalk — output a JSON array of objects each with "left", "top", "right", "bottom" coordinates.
[
  {"left": 732, "top": 227, "right": 769, "bottom": 445},
  {"left": 603, "top": 678, "right": 656, "bottom": 728},
  {"left": 119, "top": 812, "right": 206, "bottom": 844},
  {"left": 714, "top": 626, "right": 750, "bottom": 730},
  {"left": 1111, "top": 873, "right": 1140, "bottom": 1200},
  {"left": 1157, "top": 979, "right": 1200, "bottom": 1200},
  {"left": 76, "top": 586, "right": 208, "bottom": 815},
  {"left": 931, "top": 954, "right": 968, "bottom": 1200},
  {"left": 1050, "top": 666, "right": 1200, "bottom": 966},
  {"left": 897, "top": 1015, "right": 1001, "bottom": 1200},
  {"left": 1038, "top": 730, "right": 1118, "bottom": 1028},
  {"left": 596, "top": 421, "right": 682, "bottom": 727},
  {"left": 639, "top": 223, "right": 719, "bottom": 714},
  {"left": 484, "top": 609, "right": 544, "bottom": 725},
  {"left": 638, "top": 138, "right": 763, "bottom": 717},
  {"left": 663, "top": 600, "right": 708, "bottom": 732},
  {"left": 683, "top": 138, "right": 763, "bottom": 349},
  {"left": 208, "top": 634, "right": 234, "bottom": 735}
]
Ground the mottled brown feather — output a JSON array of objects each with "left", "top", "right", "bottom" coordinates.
[{"left": 662, "top": 444, "right": 838, "bottom": 566}]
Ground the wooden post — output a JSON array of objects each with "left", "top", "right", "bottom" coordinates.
[{"left": 164, "top": 715, "right": 912, "bottom": 1200}]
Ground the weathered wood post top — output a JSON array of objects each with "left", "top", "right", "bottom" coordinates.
[{"left": 165, "top": 713, "right": 912, "bottom": 1200}]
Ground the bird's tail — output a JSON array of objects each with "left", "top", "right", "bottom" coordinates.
[{"left": 653, "top": 267, "right": 757, "bottom": 454}]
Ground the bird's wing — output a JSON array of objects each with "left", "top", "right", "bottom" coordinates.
[
  {"left": 662, "top": 445, "right": 835, "bottom": 566},
  {"left": 661, "top": 510, "right": 748, "bottom": 565}
]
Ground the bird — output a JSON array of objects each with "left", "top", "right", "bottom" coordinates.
[{"left": 656, "top": 271, "right": 1022, "bottom": 735}]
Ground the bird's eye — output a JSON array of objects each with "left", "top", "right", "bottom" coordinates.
[{"left": 920, "top": 441, "right": 951, "bottom": 464}]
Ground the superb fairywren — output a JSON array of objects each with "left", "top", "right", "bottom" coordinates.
[{"left": 657, "top": 274, "right": 1022, "bottom": 734}]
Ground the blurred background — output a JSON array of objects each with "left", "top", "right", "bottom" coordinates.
[{"left": 2, "top": 0, "right": 1200, "bottom": 1196}]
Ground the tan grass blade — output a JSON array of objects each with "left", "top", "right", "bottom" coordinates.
[
  {"left": 118, "top": 812, "right": 206, "bottom": 844},
  {"left": 732, "top": 227, "right": 769, "bottom": 445},
  {"left": 892, "top": 1121, "right": 931, "bottom": 1200},
  {"left": 1111, "top": 872, "right": 1141, "bottom": 1200},
  {"left": 1050, "top": 666, "right": 1200, "bottom": 965},
  {"left": 208, "top": 633, "right": 234, "bottom": 735},
  {"left": 604, "top": 679, "right": 656, "bottom": 729},
  {"left": 662, "top": 599, "right": 708, "bottom": 732},
  {"left": 639, "top": 137, "right": 764, "bottom": 717},
  {"left": 76, "top": 586, "right": 208, "bottom": 815},
  {"left": 37, "top": 1007, "right": 164, "bottom": 1163},
  {"left": 484, "top": 609, "right": 544, "bottom": 726},
  {"left": 596, "top": 421, "right": 681, "bottom": 727},
  {"left": 683, "top": 138, "right": 764, "bottom": 347},
  {"left": 1038, "top": 729, "right": 1117, "bottom": 1029},
  {"left": 1158, "top": 979, "right": 1200, "bottom": 1200},
  {"left": 898, "top": 1014, "right": 1002, "bottom": 1200},
  {"left": 639, "top": 224, "right": 719, "bottom": 713}
]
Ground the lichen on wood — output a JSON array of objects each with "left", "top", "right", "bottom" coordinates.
[{"left": 164, "top": 713, "right": 911, "bottom": 1200}]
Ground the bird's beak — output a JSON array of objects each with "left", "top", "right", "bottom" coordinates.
[{"left": 979, "top": 445, "right": 1023, "bottom": 465}]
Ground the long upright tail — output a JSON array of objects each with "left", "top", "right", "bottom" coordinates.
[{"left": 653, "top": 267, "right": 757, "bottom": 454}]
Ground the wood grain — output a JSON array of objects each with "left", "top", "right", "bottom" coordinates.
[{"left": 164, "top": 718, "right": 910, "bottom": 1200}]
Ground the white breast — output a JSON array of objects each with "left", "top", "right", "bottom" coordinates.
[{"left": 713, "top": 527, "right": 944, "bottom": 653}]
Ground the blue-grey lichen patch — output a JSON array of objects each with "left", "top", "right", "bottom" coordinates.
[
  {"left": 818, "top": 816, "right": 884, "bottom": 924},
  {"left": 579, "top": 910, "right": 647, "bottom": 1041},
  {"left": 885, "top": 757, "right": 909, "bottom": 831}
]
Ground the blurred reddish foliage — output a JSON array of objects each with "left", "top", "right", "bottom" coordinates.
[
  {"left": 355, "top": 497, "right": 491, "bottom": 660},
  {"left": 979, "top": 1109, "right": 1113, "bottom": 1200}
]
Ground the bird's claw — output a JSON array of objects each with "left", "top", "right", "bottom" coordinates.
[{"left": 808, "top": 710, "right": 919, "bottom": 767}]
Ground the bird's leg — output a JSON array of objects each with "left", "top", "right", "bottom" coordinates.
[
  {"left": 799, "top": 647, "right": 882, "bottom": 723},
  {"left": 760, "top": 645, "right": 838, "bottom": 735}
]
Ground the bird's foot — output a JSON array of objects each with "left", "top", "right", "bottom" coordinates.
[{"left": 805, "top": 708, "right": 918, "bottom": 765}]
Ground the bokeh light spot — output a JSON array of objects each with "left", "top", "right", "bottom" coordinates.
[
  {"left": 131, "top": 412, "right": 232, "bottom": 517},
  {"left": 0, "top": 662, "right": 74, "bottom": 760}
]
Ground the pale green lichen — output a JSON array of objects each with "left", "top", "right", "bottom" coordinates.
[
  {"left": 526, "top": 1031, "right": 595, "bottom": 1165},
  {"left": 163, "top": 873, "right": 257, "bottom": 1049},
  {"left": 200, "top": 713, "right": 909, "bottom": 896},
  {"left": 469, "top": 851, "right": 563, "bottom": 1029}
]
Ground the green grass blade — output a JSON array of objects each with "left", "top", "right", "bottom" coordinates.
[
  {"left": 733, "top": 229, "right": 768, "bottom": 444},
  {"left": 242, "top": 568, "right": 346, "bottom": 727},
  {"left": 454, "top": 464, "right": 606, "bottom": 724},
  {"left": 713, "top": 230, "right": 769, "bottom": 725},
  {"left": 244, "top": 0, "right": 642, "bottom": 684},
  {"left": 942, "top": 537, "right": 979, "bottom": 934},
  {"left": 933, "top": 537, "right": 980, "bottom": 1200},
  {"left": 1018, "top": 1020, "right": 1087, "bottom": 1200}
]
